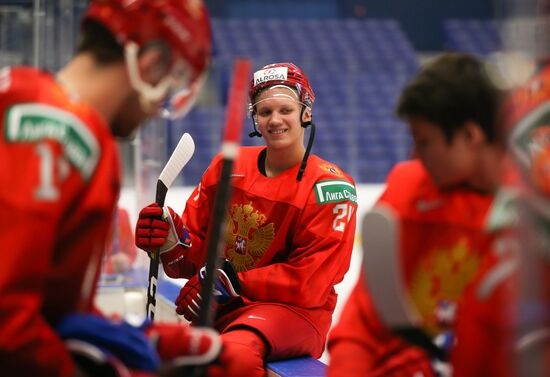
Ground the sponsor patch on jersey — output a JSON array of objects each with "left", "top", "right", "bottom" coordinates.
[
  {"left": 319, "top": 163, "right": 344, "bottom": 177},
  {"left": 5, "top": 103, "right": 100, "bottom": 180},
  {"left": 253, "top": 67, "right": 288, "bottom": 86},
  {"left": 314, "top": 180, "right": 357, "bottom": 204}
]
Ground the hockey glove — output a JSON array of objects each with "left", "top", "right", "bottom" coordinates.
[
  {"left": 57, "top": 313, "right": 222, "bottom": 375},
  {"left": 175, "top": 259, "right": 241, "bottom": 322},
  {"left": 135, "top": 203, "right": 191, "bottom": 254},
  {"left": 56, "top": 313, "right": 160, "bottom": 373},
  {"left": 144, "top": 323, "right": 222, "bottom": 369},
  {"left": 175, "top": 274, "right": 202, "bottom": 322}
]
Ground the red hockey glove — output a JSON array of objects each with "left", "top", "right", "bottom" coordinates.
[
  {"left": 175, "top": 260, "right": 241, "bottom": 322},
  {"left": 175, "top": 274, "right": 203, "bottom": 322},
  {"left": 145, "top": 323, "right": 221, "bottom": 368},
  {"left": 135, "top": 203, "right": 191, "bottom": 254}
]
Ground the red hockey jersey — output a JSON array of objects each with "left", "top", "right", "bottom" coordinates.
[
  {"left": 162, "top": 146, "right": 357, "bottom": 344},
  {"left": 328, "top": 159, "right": 494, "bottom": 376},
  {"left": 0, "top": 67, "right": 120, "bottom": 376}
]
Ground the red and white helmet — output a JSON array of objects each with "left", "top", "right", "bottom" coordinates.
[
  {"left": 249, "top": 62, "right": 315, "bottom": 111},
  {"left": 83, "top": 0, "right": 212, "bottom": 119}
]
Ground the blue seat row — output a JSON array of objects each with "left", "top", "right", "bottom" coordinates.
[{"left": 443, "top": 19, "right": 501, "bottom": 56}]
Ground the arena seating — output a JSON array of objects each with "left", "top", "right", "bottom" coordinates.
[
  {"left": 443, "top": 18, "right": 501, "bottom": 56},
  {"left": 170, "top": 18, "right": 418, "bottom": 185}
]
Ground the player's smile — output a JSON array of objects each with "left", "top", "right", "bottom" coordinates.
[{"left": 267, "top": 127, "right": 288, "bottom": 135}]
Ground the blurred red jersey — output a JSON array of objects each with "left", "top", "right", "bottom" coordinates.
[
  {"left": 328, "top": 160, "right": 494, "bottom": 376},
  {"left": 0, "top": 67, "right": 120, "bottom": 376}
]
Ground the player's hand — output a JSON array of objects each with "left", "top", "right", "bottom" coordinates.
[
  {"left": 135, "top": 203, "right": 191, "bottom": 254},
  {"left": 175, "top": 274, "right": 202, "bottom": 322},
  {"left": 145, "top": 323, "right": 222, "bottom": 368},
  {"left": 199, "top": 259, "right": 241, "bottom": 304},
  {"left": 175, "top": 260, "right": 241, "bottom": 322}
]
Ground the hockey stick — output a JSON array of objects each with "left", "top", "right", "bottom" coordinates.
[
  {"left": 146, "top": 132, "right": 195, "bottom": 321},
  {"left": 361, "top": 205, "right": 448, "bottom": 361},
  {"left": 195, "top": 58, "right": 251, "bottom": 328}
]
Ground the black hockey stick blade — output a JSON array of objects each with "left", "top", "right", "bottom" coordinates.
[{"left": 146, "top": 133, "right": 195, "bottom": 321}]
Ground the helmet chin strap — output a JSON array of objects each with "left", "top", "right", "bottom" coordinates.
[
  {"left": 125, "top": 42, "right": 173, "bottom": 105},
  {"left": 297, "top": 118, "right": 315, "bottom": 181},
  {"left": 249, "top": 116, "right": 262, "bottom": 137}
]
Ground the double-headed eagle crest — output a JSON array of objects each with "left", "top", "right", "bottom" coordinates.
[{"left": 225, "top": 202, "right": 275, "bottom": 272}]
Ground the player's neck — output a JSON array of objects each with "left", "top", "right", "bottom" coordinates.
[
  {"left": 264, "top": 145, "right": 305, "bottom": 177},
  {"left": 56, "top": 54, "right": 131, "bottom": 124},
  {"left": 470, "top": 144, "right": 504, "bottom": 194}
]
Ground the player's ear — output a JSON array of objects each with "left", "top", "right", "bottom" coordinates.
[
  {"left": 463, "top": 121, "right": 486, "bottom": 145},
  {"left": 137, "top": 45, "right": 171, "bottom": 86},
  {"left": 302, "top": 107, "right": 312, "bottom": 123}
]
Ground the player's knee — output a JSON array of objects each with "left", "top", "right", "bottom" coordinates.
[{"left": 213, "top": 329, "right": 267, "bottom": 377}]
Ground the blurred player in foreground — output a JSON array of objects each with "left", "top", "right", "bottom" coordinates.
[
  {"left": 452, "top": 52, "right": 550, "bottom": 376},
  {"left": 327, "top": 52, "right": 502, "bottom": 376},
  {"left": 136, "top": 62, "right": 357, "bottom": 376},
  {"left": 0, "top": 0, "right": 219, "bottom": 375}
]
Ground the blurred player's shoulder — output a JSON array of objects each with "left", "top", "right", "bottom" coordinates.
[
  {"left": 1, "top": 65, "right": 116, "bottom": 185},
  {"left": 382, "top": 159, "right": 493, "bottom": 225},
  {"left": 1, "top": 66, "right": 51, "bottom": 97},
  {"left": 2, "top": 66, "right": 108, "bottom": 129},
  {"left": 386, "top": 159, "right": 426, "bottom": 186}
]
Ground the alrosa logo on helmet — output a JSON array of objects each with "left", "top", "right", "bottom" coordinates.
[{"left": 253, "top": 67, "right": 288, "bottom": 86}]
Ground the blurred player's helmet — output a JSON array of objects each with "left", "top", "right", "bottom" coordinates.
[
  {"left": 503, "top": 64, "right": 550, "bottom": 199},
  {"left": 83, "top": 0, "right": 212, "bottom": 119},
  {"left": 249, "top": 62, "right": 315, "bottom": 111}
]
